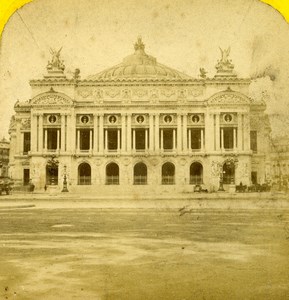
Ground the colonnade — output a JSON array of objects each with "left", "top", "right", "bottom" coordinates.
[{"left": 17, "top": 111, "right": 251, "bottom": 155}]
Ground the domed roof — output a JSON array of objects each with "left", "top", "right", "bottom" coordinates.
[{"left": 86, "top": 38, "right": 193, "bottom": 81}]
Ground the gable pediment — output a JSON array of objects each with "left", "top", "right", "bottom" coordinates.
[
  {"left": 207, "top": 91, "right": 251, "bottom": 106},
  {"left": 31, "top": 92, "right": 73, "bottom": 106}
]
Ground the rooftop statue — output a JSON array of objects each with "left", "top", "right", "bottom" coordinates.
[
  {"left": 219, "top": 47, "right": 231, "bottom": 64},
  {"left": 215, "top": 46, "right": 235, "bottom": 77},
  {"left": 47, "top": 47, "right": 65, "bottom": 71},
  {"left": 134, "top": 37, "right": 145, "bottom": 52},
  {"left": 199, "top": 68, "right": 207, "bottom": 79}
]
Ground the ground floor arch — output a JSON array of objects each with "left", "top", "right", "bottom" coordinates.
[
  {"left": 78, "top": 162, "right": 91, "bottom": 185},
  {"left": 162, "top": 162, "right": 175, "bottom": 185},
  {"left": 190, "top": 162, "right": 203, "bottom": 184},
  {"left": 106, "top": 162, "right": 119, "bottom": 185},
  {"left": 133, "top": 162, "right": 147, "bottom": 185},
  {"left": 46, "top": 165, "right": 58, "bottom": 185},
  {"left": 223, "top": 161, "right": 235, "bottom": 184}
]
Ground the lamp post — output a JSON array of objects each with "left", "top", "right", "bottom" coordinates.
[{"left": 62, "top": 164, "right": 69, "bottom": 192}]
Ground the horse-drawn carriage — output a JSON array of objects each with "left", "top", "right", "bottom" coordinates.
[
  {"left": 236, "top": 182, "right": 271, "bottom": 193},
  {"left": 0, "top": 177, "right": 14, "bottom": 195}
]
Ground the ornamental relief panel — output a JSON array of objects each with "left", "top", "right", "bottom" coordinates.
[
  {"left": 104, "top": 114, "right": 121, "bottom": 125},
  {"left": 32, "top": 94, "right": 73, "bottom": 106},
  {"left": 161, "top": 89, "right": 176, "bottom": 98},
  {"left": 132, "top": 114, "right": 148, "bottom": 125},
  {"left": 188, "top": 113, "right": 204, "bottom": 125},
  {"left": 133, "top": 89, "right": 148, "bottom": 98},
  {"left": 239, "top": 163, "right": 249, "bottom": 178},
  {"left": 188, "top": 87, "right": 204, "bottom": 97},
  {"left": 76, "top": 114, "right": 93, "bottom": 126},
  {"left": 93, "top": 89, "right": 104, "bottom": 99},
  {"left": 150, "top": 89, "right": 159, "bottom": 99},
  {"left": 220, "top": 113, "right": 237, "bottom": 125},
  {"left": 105, "top": 89, "right": 120, "bottom": 98},
  {"left": 178, "top": 89, "right": 187, "bottom": 99},
  {"left": 21, "top": 118, "right": 31, "bottom": 129},
  {"left": 77, "top": 88, "right": 93, "bottom": 98},
  {"left": 43, "top": 114, "right": 61, "bottom": 125},
  {"left": 160, "top": 114, "right": 176, "bottom": 125},
  {"left": 122, "top": 89, "right": 131, "bottom": 99},
  {"left": 250, "top": 116, "right": 262, "bottom": 128},
  {"left": 208, "top": 94, "right": 250, "bottom": 105}
]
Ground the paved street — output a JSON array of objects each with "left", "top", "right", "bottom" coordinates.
[{"left": 0, "top": 204, "right": 289, "bottom": 299}]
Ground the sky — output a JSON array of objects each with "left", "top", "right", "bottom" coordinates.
[{"left": 0, "top": 0, "right": 289, "bottom": 138}]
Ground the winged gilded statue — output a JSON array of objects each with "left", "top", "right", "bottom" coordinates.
[{"left": 219, "top": 47, "right": 231, "bottom": 64}]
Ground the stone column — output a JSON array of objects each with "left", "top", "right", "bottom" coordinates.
[
  {"left": 221, "top": 128, "right": 224, "bottom": 150},
  {"left": 173, "top": 129, "right": 176, "bottom": 150},
  {"left": 154, "top": 114, "right": 159, "bottom": 151},
  {"left": 145, "top": 129, "right": 148, "bottom": 150},
  {"left": 233, "top": 128, "right": 237, "bottom": 150},
  {"left": 68, "top": 113, "right": 76, "bottom": 153},
  {"left": 117, "top": 129, "right": 120, "bottom": 152},
  {"left": 244, "top": 113, "right": 250, "bottom": 151},
  {"left": 188, "top": 129, "right": 191, "bottom": 151},
  {"left": 177, "top": 114, "right": 182, "bottom": 152},
  {"left": 215, "top": 113, "right": 220, "bottom": 151},
  {"left": 204, "top": 112, "right": 213, "bottom": 152},
  {"left": 57, "top": 129, "right": 60, "bottom": 151},
  {"left": 60, "top": 114, "right": 65, "bottom": 152},
  {"left": 160, "top": 129, "right": 163, "bottom": 151},
  {"left": 30, "top": 113, "right": 38, "bottom": 153},
  {"left": 127, "top": 114, "right": 132, "bottom": 153},
  {"left": 104, "top": 129, "right": 108, "bottom": 151},
  {"left": 237, "top": 113, "right": 242, "bottom": 151},
  {"left": 20, "top": 132, "right": 24, "bottom": 155},
  {"left": 38, "top": 114, "right": 43, "bottom": 153},
  {"left": 132, "top": 129, "right": 136, "bottom": 151},
  {"left": 93, "top": 114, "right": 98, "bottom": 153},
  {"left": 44, "top": 129, "right": 47, "bottom": 151},
  {"left": 201, "top": 129, "right": 204, "bottom": 150},
  {"left": 121, "top": 114, "right": 126, "bottom": 153},
  {"left": 16, "top": 119, "right": 21, "bottom": 155},
  {"left": 182, "top": 114, "right": 187, "bottom": 152},
  {"left": 99, "top": 114, "right": 104, "bottom": 153},
  {"left": 77, "top": 129, "right": 80, "bottom": 151},
  {"left": 149, "top": 114, "right": 154, "bottom": 152},
  {"left": 89, "top": 129, "right": 93, "bottom": 152}
]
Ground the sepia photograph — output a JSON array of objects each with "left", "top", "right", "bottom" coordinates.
[{"left": 0, "top": 0, "right": 289, "bottom": 299}]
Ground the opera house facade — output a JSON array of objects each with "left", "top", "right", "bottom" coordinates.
[{"left": 9, "top": 38, "right": 271, "bottom": 193}]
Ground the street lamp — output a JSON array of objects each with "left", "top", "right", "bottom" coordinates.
[{"left": 62, "top": 164, "right": 69, "bottom": 192}]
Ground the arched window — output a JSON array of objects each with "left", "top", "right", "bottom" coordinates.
[
  {"left": 190, "top": 162, "right": 203, "bottom": 184},
  {"left": 162, "top": 162, "right": 175, "bottom": 185},
  {"left": 106, "top": 162, "right": 119, "bottom": 185},
  {"left": 78, "top": 163, "right": 91, "bottom": 185},
  {"left": 134, "top": 162, "right": 147, "bottom": 185},
  {"left": 223, "top": 161, "right": 235, "bottom": 184}
]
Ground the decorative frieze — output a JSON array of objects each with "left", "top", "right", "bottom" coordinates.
[{"left": 31, "top": 94, "right": 73, "bottom": 106}]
